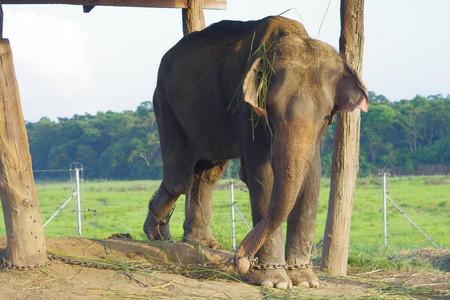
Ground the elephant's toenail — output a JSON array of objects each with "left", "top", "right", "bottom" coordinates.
[
  {"left": 260, "top": 280, "right": 274, "bottom": 288},
  {"left": 300, "top": 281, "right": 309, "bottom": 288},
  {"left": 275, "top": 282, "right": 289, "bottom": 289}
]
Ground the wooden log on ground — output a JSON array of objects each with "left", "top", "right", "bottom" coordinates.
[
  {"left": 0, "top": 38, "right": 47, "bottom": 266},
  {"left": 0, "top": 236, "right": 234, "bottom": 267}
]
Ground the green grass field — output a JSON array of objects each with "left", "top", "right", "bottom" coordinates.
[{"left": 1, "top": 175, "right": 448, "bottom": 259}]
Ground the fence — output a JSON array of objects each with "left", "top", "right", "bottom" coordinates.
[
  {"left": 229, "top": 181, "right": 251, "bottom": 250},
  {"left": 39, "top": 162, "right": 84, "bottom": 236},
  {"left": 228, "top": 174, "right": 443, "bottom": 251},
  {"left": 380, "top": 171, "right": 438, "bottom": 248},
  {"left": 2, "top": 170, "right": 442, "bottom": 248}
]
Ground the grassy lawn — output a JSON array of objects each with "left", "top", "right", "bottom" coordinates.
[{"left": 0, "top": 175, "right": 448, "bottom": 258}]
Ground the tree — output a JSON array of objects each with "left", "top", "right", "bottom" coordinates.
[
  {"left": 26, "top": 117, "right": 58, "bottom": 173},
  {"left": 128, "top": 102, "right": 161, "bottom": 171},
  {"left": 360, "top": 104, "right": 395, "bottom": 164},
  {"left": 395, "top": 99, "right": 422, "bottom": 156}
]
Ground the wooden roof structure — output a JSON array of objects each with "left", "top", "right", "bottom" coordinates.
[{"left": 2, "top": 0, "right": 226, "bottom": 13}]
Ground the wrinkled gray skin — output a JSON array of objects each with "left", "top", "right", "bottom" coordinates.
[{"left": 144, "top": 16, "right": 368, "bottom": 289}]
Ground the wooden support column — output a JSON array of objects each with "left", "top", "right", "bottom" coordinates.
[
  {"left": 182, "top": 0, "right": 205, "bottom": 36},
  {"left": 181, "top": 0, "right": 205, "bottom": 212},
  {"left": 0, "top": 3, "right": 47, "bottom": 265},
  {"left": 321, "top": 0, "right": 364, "bottom": 275}
]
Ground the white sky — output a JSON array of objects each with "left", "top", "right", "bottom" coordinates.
[{"left": 3, "top": 0, "right": 450, "bottom": 122}]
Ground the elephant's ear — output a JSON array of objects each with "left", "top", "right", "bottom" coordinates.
[
  {"left": 242, "top": 57, "right": 266, "bottom": 117},
  {"left": 335, "top": 60, "right": 369, "bottom": 113}
]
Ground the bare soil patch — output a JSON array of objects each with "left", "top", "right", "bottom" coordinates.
[{"left": 1, "top": 237, "right": 448, "bottom": 299}]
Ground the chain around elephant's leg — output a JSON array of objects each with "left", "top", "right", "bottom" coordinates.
[
  {"left": 143, "top": 183, "right": 180, "bottom": 240},
  {"left": 247, "top": 228, "right": 293, "bottom": 289}
]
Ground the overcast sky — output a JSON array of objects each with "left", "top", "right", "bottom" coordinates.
[{"left": 3, "top": 0, "right": 450, "bottom": 122}]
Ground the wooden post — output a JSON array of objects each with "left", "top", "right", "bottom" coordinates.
[
  {"left": 321, "top": 0, "right": 364, "bottom": 275},
  {"left": 0, "top": 17, "right": 47, "bottom": 265},
  {"left": 182, "top": 0, "right": 205, "bottom": 36},
  {"left": 181, "top": 0, "right": 205, "bottom": 207},
  {"left": 0, "top": 0, "right": 3, "bottom": 38}
]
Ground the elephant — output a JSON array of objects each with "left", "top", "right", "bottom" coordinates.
[{"left": 143, "top": 16, "right": 368, "bottom": 289}]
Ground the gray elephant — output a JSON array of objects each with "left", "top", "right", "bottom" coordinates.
[{"left": 144, "top": 16, "right": 368, "bottom": 289}]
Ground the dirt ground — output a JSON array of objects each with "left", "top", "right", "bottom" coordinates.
[{"left": 0, "top": 237, "right": 448, "bottom": 299}]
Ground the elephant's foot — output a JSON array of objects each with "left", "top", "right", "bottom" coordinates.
[
  {"left": 287, "top": 268, "right": 320, "bottom": 288},
  {"left": 248, "top": 269, "right": 293, "bottom": 289},
  {"left": 143, "top": 212, "right": 171, "bottom": 241},
  {"left": 182, "top": 229, "right": 221, "bottom": 249}
]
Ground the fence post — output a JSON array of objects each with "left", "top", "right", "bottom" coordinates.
[
  {"left": 75, "top": 167, "right": 82, "bottom": 236},
  {"left": 230, "top": 181, "right": 236, "bottom": 250},
  {"left": 382, "top": 171, "right": 387, "bottom": 247}
]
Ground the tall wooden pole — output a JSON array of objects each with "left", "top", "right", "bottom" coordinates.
[
  {"left": 182, "top": 0, "right": 205, "bottom": 36},
  {"left": 321, "top": 0, "right": 364, "bottom": 275},
  {"left": 0, "top": 2, "right": 47, "bottom": 266},
  {"left": 0, "top": 0, "right": 3, "bottom": 38},
  {"left": 181, "top": 0, "right": 205, "bottom": 208}
]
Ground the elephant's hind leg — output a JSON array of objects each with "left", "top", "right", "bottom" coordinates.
[
  {"left": 143, "top": 182, "right": 181, "bottom": 240},
  {"left": 182, "top": 160, "right": 228, "bottom": 249},
  {"left": 285, "top": 146, "right": 321, "bottom": 288}
]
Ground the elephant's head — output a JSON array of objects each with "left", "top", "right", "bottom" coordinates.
[{"left": 243, "top": 37, "right": 368, "bottom": 121}]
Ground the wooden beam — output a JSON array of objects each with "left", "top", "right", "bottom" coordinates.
[
  {"left": 1, "top": 0, "right": 227, "bottom": 10},
  {"left": 321, "top": 0, "right": 365, "bottom": 276}
]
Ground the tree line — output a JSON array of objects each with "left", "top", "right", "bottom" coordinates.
[{"left": 26, "top": 93, "right": 449, "bottom": 180}]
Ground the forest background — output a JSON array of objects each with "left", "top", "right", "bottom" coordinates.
[{"left": 27, "top": 92, "right": 450, "bottom": 180}]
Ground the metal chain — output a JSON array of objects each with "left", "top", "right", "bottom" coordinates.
[
  {"left": 47, "top": 253, "right": 237, "bottom": 273},
  {"left": 252, "top": 262, "right": 311, "bottom": 271},
  {"left": 2, "top": 252, "right": 310, "bottom": 273},
  {"left": 247, "top": 256, "right": 311, "bottom": 271},
  {"left": 1, "top": 253, "right": 56, "bottom": 271}
]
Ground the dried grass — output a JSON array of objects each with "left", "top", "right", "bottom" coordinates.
[{"left": 228, "top": 32, "right": 277, "bottom": 141}]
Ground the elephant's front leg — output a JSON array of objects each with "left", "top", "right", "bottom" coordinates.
[
  {"left": 241, "top": 159, "right": 292, "bottom": 289},
  {"left": 249, "top": 228, "right": 292, "bottom": 289},
  {"left": 285, "top": 146, "right": 321, "bottom": 288},
  {"left": 182, "top": 160, "right": 228, "bottom": 249}
]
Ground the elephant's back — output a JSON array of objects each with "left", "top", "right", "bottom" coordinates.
[
  {"left": 159, "top": 16, "right": 309, "bottom": 69},
  {"left": 196, "top": 16, "right": 309, "bottom": 43}
]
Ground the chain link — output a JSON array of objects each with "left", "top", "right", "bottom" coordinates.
[
  {"left": 1, "top": 253, "right": 56, "bottom": 271},
  {"left": 2, "top": 252, "right": 310, "bottom": 273},
  {"left": 47, "top": 253, "right": 237, "bottom": 273},
  {"left": 253, "top": 262, "right": 311, "bottom": 271}
]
